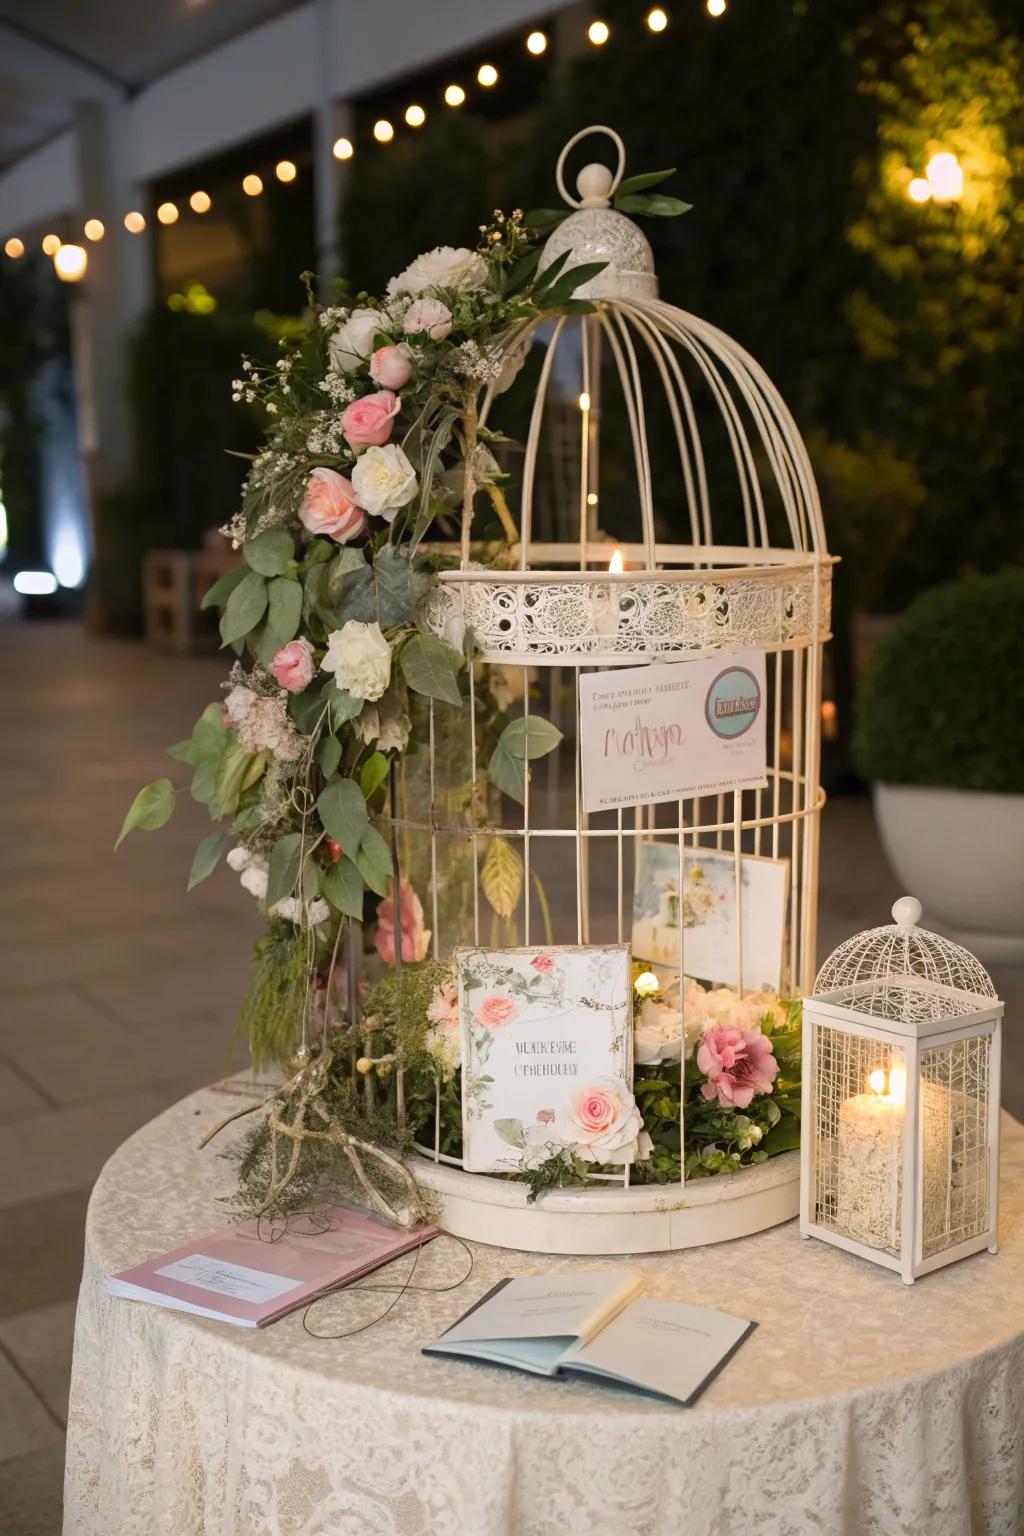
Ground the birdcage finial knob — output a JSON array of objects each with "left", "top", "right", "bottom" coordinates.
[
  {"left": 892, "top": 896, "right": 923, "bottom": 928},
  {"left": 555, "top": 125, "right": 626, "bottom": 209}
]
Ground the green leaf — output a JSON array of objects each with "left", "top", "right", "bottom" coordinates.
[
  {"left": 288, "top": 678, "right": 329, "bottom": 735},
  {"left": 333, "top": 562, "right": 375, "bottom": 624},
  {"left": 532, "top": 248, "right": 573, "bottom": 294},
  {"left": 187, "top": 831, "right": 229, "bottom": 891},
  {"left": 552, "top": 299, "right": 597, "bottom": 315},
  {"left": 325, "top": 681, "right": 365, "bottom": 726},
  {"left": 400, "top": 632, "right": 463, "bottom": 705},
  {"left": 359, "top": 750, "right": 390, "bottom": 800},
  {"left": 317, "top": 777, "right": 369, "bottom": 851},
  {"left": 524, "top": 208, "right": 568, "bottom": 231},
  {"left": 763, "top": 1114, "right": 802, "bottom": 1156},
  {"left": 411, "top": 408, "right": 459, "bottom": 551},
  {"left": 220, "top": 570, "right": 268, "bottom": 645},
  {"left": 200, "top": 564, "right": 246, "bottom": 610},
  {"left": 354, "top": 824, "right": 394, "bottom": 897},
  {"left": 302, "top": 537, "right": 334, "bottom": 567},
  {"left": 316, "top": 734, "right": 342, "bottom": 778},
  {"left": 116, "top": 779, "right": 175, "bottom": 848},
  {"left": 614, "top": 193, "right": 692, "bottom": 217},
  {"left": 540, "top": 261, "right": 608, "bottom": 309},
  {"left": 167, "top": 737, "right": 200, "bottom": 764},
  {"left": 266, "top": 832, "right": 303, "bottom": 909},
  {"left": 495, "top": 1118, "right": 526, "bottom": 1149},
  {"left": 322, "top": 855, "right": 365, "bottom": 919},
  {"left": 614, "top": 168, "right": 677, "bottom": 198},
  {"left": 212, "top": 736, "right": 254, "bottom": 819},
  {"left": 499, "top": 716, "right": 564, "bottom": 760},
  {"left": 244, "top": 527, "right": 294, "bottom": 577},
  {"left": 266, "top": 576, "right": 302, "bottom": 644},
  {"left": 487, "top": 741, "right": 526, "bottom": 804},
  {"left": 503, "top": 247, "right": 541, "bottom": 296},
  {"left": 326, "top": 547, "right": 368, "bottom": 606}
]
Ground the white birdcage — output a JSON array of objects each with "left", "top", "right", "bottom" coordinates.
[
  {"left": 800, "top": 895, "right": 1003, "bottom": 1283},
  {"left": 392, "top": 126, "right": 834, "bottom": 1253}
]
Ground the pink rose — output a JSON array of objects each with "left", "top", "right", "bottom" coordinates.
[
  {"left": 573, "top": 1086, "right": 620, "bottom": 1136},
  {"left": 299, "top": 467, "right": 367, "bottom": 543},
  {"left": 697, "top": 1023, "right": 779, "bottom": 1110},
  {"left": 530, "top": 953, "right": 555, "bottom": 973},
  {"left": 403, "top": 297, "right": 453, "bottom": 341},
  {"left": 474, "top": 994, "right": 517, "bottom": 1030},
  {"left": 340, "top": 390, "right": 400, "bottom": 450},
  {"left": 374, "top": 879, "right": 430, "bottom": 965},
  {"left": 270, "top": 638, "right": 315, "bottom": 693},
  {"left": 369, "top": 345, "right": 414, "bottom": 389}
]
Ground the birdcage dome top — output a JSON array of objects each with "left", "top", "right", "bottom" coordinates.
[{"left": 813, "top": 896, "right": 997, "bottom": 1025}]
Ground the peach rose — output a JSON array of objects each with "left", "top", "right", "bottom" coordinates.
[
  {"left": 530, "top": 953, "right": 555, "bottom": 973},
  {"left": 558, "top": 1077, "right": 649, "bottom": 1165},
  {"left": 369, "top": 345, "right": 414, "bottom": 389},
  {"left": 270, "top": 637, "right": 315, "bottom": 693},
  {"left": 298, "top": 467, "right": 367, "bottom": 543},
  {"left": 474, "top": 994, "right": 517, "bottom": 1030},
  {"left": 340, "top": 390, "right": 400, "bottom": 450}
]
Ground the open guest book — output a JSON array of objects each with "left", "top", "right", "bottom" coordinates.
[
  {"left": 107, "top": 1204, "right": 438, "bottom": 1327},
  {"left": 424, "top": 1270, "right": 755, "bottom": 1405}
]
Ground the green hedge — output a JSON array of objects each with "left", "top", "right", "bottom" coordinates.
[{"left": 853, "top": 570, "right": 1024, "bottom": 794}]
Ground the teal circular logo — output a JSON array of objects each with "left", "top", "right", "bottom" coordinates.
[{"left": 705, "top": 665, "right": 761, "bottom": 739}]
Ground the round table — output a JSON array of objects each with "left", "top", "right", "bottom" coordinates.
[{"left": 64, "top": 1087, "right": 1024, "bottom": 1536}]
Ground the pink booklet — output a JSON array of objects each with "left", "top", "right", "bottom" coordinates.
[{"left": 107, "top": 1205, "right": 438, "bottom": 1327}]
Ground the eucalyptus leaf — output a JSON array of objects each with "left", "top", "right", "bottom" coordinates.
[
  {"left": 200, "top": 564, "right": 247, "bottom": 610},
  {"left": 317, "top": 777, "right": 369, "bottom": 852},
  {"left": 302, "top": 537, "right": 335, "bottom": 566},
  {"left": 116, "top": 778, "right": 175, "bottom": 848},
  {"left": 325, "top": 681, "right": 364, "bottom": 726},
  {"left": 334, "top": 561, "right": 375, "bottom": 624},
  {"left": 486, "top": 741, "right": 526, "bottom": 804},
  {"left": 267, "top": 576, "right": 302, "bottom": 644},
  {"left": 499, "top": 715, "right": 564, "bottom": 760},
  {"left": 316, "top": 734, "right": 342, "bottom": 778},
  {"left": 354, "top": 824, "right": 394, "bottom": 896},
  {"left": 495, "top": 1118, "right": 526, "bottom": 1149},
  {"left": 411, "top": 408, "right": 459, "bottom": 551},
  {"left": 400, "top": 632, "right": 463, "bottom": 705},
  {"left": 539, "top": 261, "right": 608, "bottom": 309},
  {"left": 326, "top": 547, "right": 368, "bottom": 606},
  {"left": 359, "top": 750, "right": 390, "bottom": 800},
  {"left": 220, "top": 570, "right": 268, "bottom": 645},
  {"left": 244, "top": 527, "right": 294, "bottom": 577},
  {"left": 212, "top": 736, "right": 254, "bottom": 819},
  {"left": 187, "top": 831, "right": 229, "bottom": 891},
  {"left": 322, "top": 855, "right": 365, "bottom": 919},
  {"left": 266, "top": 831, "right": 303, "bottom": 909},
  {"left": 614, "top": 168, "right": 677, "bottom": 198},
  {"left": 288, "top": 678, "right": 329, "bottom": 736},
  {"left": 614, "top": 193, "right": 692, "bottom": 217}
]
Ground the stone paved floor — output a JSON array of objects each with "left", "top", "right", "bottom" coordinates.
[{"left": 0, "top": 619, "right": 1020, "bottom": 1533}]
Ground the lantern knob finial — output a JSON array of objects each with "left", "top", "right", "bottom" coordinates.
[{"left": 892, "top": 895, "right": 922, "bottom": 928}]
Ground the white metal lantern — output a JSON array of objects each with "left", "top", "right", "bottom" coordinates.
[
  {"left": 394, "top": 125, "right": 834, "bottom": 1253},
  {"left": 800, "top": 896, "right": 1003, "bottom": 1283}
]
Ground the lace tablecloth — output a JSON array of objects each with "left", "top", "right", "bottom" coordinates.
[{"left": 64, "top": 1088, "right": 1024, "bottom": 1536}]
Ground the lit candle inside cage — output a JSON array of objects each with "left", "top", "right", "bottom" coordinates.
[
  {"left": 835, "top": 1063, "right": 906, "bottom": 1252},
  {"left": 608, "top": 546, "right": 624, "bottom": 574},
  {"left": 634, "top": 970, "right": 661, "bottom": 997}
]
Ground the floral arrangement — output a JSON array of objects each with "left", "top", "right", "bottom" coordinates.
[{"left": 116, "top": 167, "right": 799, "bottom": 1218}]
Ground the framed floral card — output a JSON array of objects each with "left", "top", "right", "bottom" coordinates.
[
  {"left": 456, "top": 945, "right": 633, "bottom": 1174},
  {"left": 632, "top": 844, "right": 789, "bottom": 993}
]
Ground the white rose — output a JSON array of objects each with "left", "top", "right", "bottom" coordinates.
[
  {"left": 329, "top": 307, "right": 387, "bottom": 372},
  {"left": 387, "top": 246, "right": 488, "bottom": 299},
  {"left": 239, "top": 858, "right": 269, "bottom": 900},
  {"left": 322, "top": 620, "right": 392, "bottom": 702},
  {"left": 403, "top": 297, "right": 453, "bottom": 341},
  {"left": 557, "top": 1077, "right": 650, "bottom": 1166},
  {"left": 633, "top": 999, "right": 682, "bottom": 1065},
  {"left": 271, "top": 896, "right": 331, "bottom": 927},
  {"left": 350, "top": 443, "right": 418, "bottom": 522}
]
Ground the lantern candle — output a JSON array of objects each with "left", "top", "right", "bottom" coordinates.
[
  {"left": 835, "top": 1065, "right": 906, "bottom": 1252},
  {"left": 596, "top": 547, "right": 626, "bottom": 636}
]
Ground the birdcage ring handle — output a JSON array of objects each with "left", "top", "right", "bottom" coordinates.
[{"left": 555, "top": 125, "right": 627, "bottom": 209}]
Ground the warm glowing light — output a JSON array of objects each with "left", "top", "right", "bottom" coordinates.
[
  {"left": 123, "top": 211, "right": 146, "bottom": 234},
  {"left": 868, "top": 1069, "right": 888, "bottom": 1096},
  {"left": 646, "top": 7, "right": 669, "bottom": 30},
  {"left": 821, "top": 698, "right": 838, "bottom": 740},
  {"left": 444, "top": 84, "right": 466, "bottom": 107},
  {"left": 868, "top": 1065, "right": 907, "bottom": 1105},
  {"left": 634, "top": 970, "right": 661, "bottom": 997},
  {"left": 373, "top": 119, "right": 394, "bottom": 143},
  {"left": 907, "top": 177, "right": 932, "bottom": 204},
  {"left": 477, "top": 63, "right": 498, "bottom": 87},
  {"left": 41, "top": 232, "right": 61, "bottom": 255},
  {"left": 242, "top": 173, "right": 263, "bottom": 197},
  {"left": 707, "top": 0, "right": 726, "bottom": 14},
  {"left": 333, "top": 136, "right": 354, "bottom": 159},
  {"left": 526, "top": 29, "right": 548, "bottom": 55},
  {"left": 586, "top": 491, "right": 599, "bottom": 506},
  {"left": 608, "top": 547, "right": 625, "bottom": 574},
  {"left": 276, "top": 159, "right": 298, "bottom": 183},
  {"left": 54, "top": 242, "right": 88, "bottom": 281},
  {"left": 926, "top": 151, "right": 964, "bottom": 204},
  {"left": 189, "top": 190, "right": 212, "bottom": 213},
  {"left": 13, "top": 570, "right": 58, "bottom": 595},
  {"left": 156, "top": 202, "right": 179, "bottom": 225},
  {"left": 84, "top": 218, "right": 104, "bottom": 241},
  {"left": 578, "top": 392, "right": 591, "bottom": 412},
  {"left": 3, "top": 237, "right": 24, "bottom": 259},
  {"left": 588, "top": 20, "right": 610, "bottom": 44}
]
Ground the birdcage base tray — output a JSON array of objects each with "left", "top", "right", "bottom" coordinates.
[{"left": 409, "top": 1150, "right": 800, "bottom": 1254}]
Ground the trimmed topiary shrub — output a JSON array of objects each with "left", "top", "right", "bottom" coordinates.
[{"left": 853, "top": 570, "right": 1024, "bottom": 795}]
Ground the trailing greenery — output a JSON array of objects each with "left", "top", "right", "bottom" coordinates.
[{"left": 853, "top": 569, "right": 1024, "bottom": 794}]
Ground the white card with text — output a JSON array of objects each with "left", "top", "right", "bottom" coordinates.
[
  {"left": 457, "top": 945, "right": 632, "bottom": 1174},
  {"left": 579, "top": 651, "right": 768, "bottom": 814}
]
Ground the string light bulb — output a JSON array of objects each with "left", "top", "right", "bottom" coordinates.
[
  {"left": 4, "top": 237, "right": 24, "bottom": 259},
  {"left": 588, "top": 20, "right": 610, "bottom": 44},
  {"left": 41, "top": 232, "right": 61, "bottom": 254},
  {"left": 707, "top": 0, "right": 726, "bottom": 14},
  {"left": 578, "top": 391, "right": 591, "bottom": 412},
  {"left": 373, "top": 119, "right": 394, "bottom": 143},
  {"left": 156, "top": 202, "right": 179, "bottom": 225},
  {"left": 646, "top": 7, "right": 668, "bottom": 29},
  {"left": 189, "top": 190, "right": 212, "bottom": 213},
  {"left": 333, "top": 136, "right": 354, "bottom": 159},
  {"left": 444, "top": 84, "right": 466, "bottom": 107},
  {"left": 926, "top": 151, "right": 964, "bottom": 203},
  {"left": 242, "top": 173, "right": 263, "bottom": 196},
  {"left": 404, "top": 105, "right": 426, "bottom": 128},
  {"left": 634, "top": 970, "right": 660, "bottom": 997},
  {"left": 526, "top": 30, "right": 547, "bottom": 54},
  {"left": 907, "top": 177, "right": 931, "bottom": 204},
  {"left": 84, "top": 219, "right": 104, "bottom": 241},
  {"left": 123, "top": 211, "right": 146, "bottom": 233},
  {"left": 477, "top": 63, "right": 498, "bottom": 87},
  {"left": 275, "top": 160, "right": 297, "bottom": 183},
  {"left": 54, "top": 242, "right": 88, "bottom": 281}
]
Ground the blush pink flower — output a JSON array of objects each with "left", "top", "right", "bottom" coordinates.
[
  {"left": 697, "top": 1023, "right": 779, "bottom": 1110},
  {"left": 270, "top": 637, "right": 315, "bottom": 693},
  {"left": 374, "top": 879, "right": 430, "bottom": 965},
  {"left": 474, "top": 994, "right": 517, "bottom": 1030},
  {"left": 340, "top": 390, "right": 400, "bottom": 450},
  {"left": 369, "top": 345, "right": 414, "bottom": 390},
  {"left": 530, "top": 954, "right": 555, "bottom": 974},
  {"left": 426, "top": 980, "right": 458, "bottom": 1028},
  {"left": 298, "top": 467, "right": 367, "bottom": 543},
  {"left": 536, "top": 1108, "right": 555, "bottom": 1125}
]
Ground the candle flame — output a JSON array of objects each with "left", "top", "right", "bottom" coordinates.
[
  {"left": 867, "top": 1064, "right": 907, "bottom": 1105},
  {"left": 608, "top": 546, "right": 625, "bottom": 574},
  {"left": 868, "top": 1068, "right": 887, "bottom": 1095}
]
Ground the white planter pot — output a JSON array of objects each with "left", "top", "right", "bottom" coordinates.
[{"left": 873, "top": 783, "right": 1024, "bottom": 962}]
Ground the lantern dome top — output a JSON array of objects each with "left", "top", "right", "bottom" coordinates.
[
  {"left": 813, "top": 895, "right": 997, "bottom": 1025},
  {"left": 537, "top": 124, "right": 657, "bottom": 301}
]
